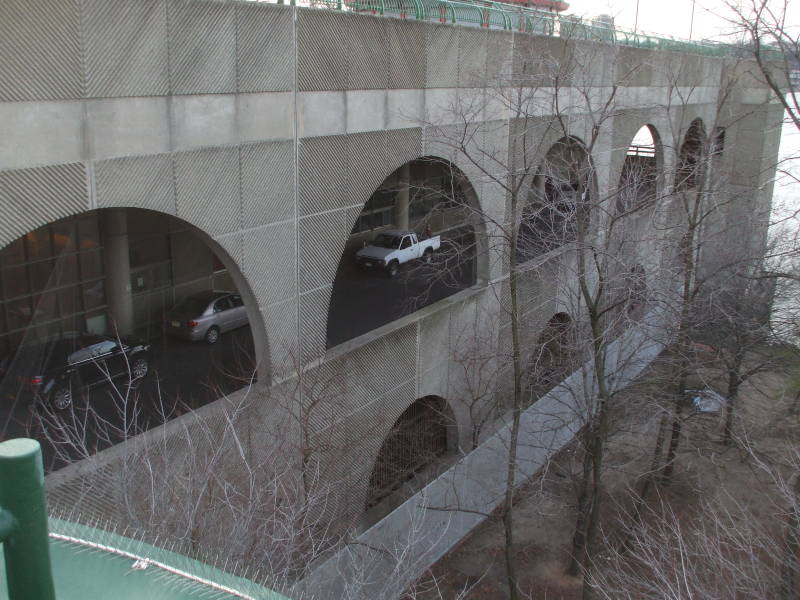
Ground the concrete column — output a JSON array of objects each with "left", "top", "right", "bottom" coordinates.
[
  {"left": 102, "top": 209, "right": 134, "bottom": 336},
  {"left": 393, "top": 163, "right": 410, "bottom": 230}
]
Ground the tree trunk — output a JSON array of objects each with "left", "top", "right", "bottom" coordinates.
[
  {"left": 723, "top": 372, "right": 740, "bottom": 445},
  {"left": 501, "top": 188, "right": 524, "bottom": 600},
  {"left": 568, "top": 431, "right": 594, "bottom": 576},
  {"left": 660, "top": 400, "right": 683, "bottom": 484},
  {"left": 782, "top": 475, "right": 800, "bottom": 600}
]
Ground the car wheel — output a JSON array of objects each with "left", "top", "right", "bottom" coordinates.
[
  {"left": 51, "top": 386, "right": 72, "bottom": 411},
  {"left": 386, "top": 261, "right": 399, "bottom": 278},
  {"left": 132, "top": 357, "right": 149, "bottom": 379},
  {"left": 423, "top": 248, "right": 433, "bottom": 264},
  {"left": 205, "top": 326, "right": 220, "bottom": 344}
]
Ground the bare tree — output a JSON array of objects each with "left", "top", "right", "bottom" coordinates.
[{"left": 407, "top": 32, "right": 682, "bottom": 598}]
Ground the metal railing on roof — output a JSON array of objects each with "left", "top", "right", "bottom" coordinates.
[{"left": 271, "top": 0, "right": 751, "bottom": 58}]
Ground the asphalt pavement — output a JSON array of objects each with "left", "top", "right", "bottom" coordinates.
[
  {"left": 2, "top": 228, "right": 474, "bottom": 471},
  {"left": 327, "top": 229, "right": 476, "bottom": 348},
  {"left": 1, "top": 326, "right": 255, "bottom": 472}
]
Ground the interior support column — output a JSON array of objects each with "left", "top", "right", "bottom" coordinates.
[
  {"left": 102, "top": 209, "right": 134, "bottom": 336},
  {"left": 394, "top": 163, "right": 411, "bottom": 230}
]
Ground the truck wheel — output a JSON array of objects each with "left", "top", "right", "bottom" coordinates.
[
  {"left": 386, "top": 261, "right": 399, "bottom": 278},
  {"left": 423, "top": 248, "right": 434, "bottom": 264}
]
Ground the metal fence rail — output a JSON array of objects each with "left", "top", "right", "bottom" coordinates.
[{"left": 269, "top": 0, "right": 753, "bottom": 58}]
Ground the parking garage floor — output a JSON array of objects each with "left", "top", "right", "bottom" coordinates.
[
  {"left": 1, "top": 326, "right": 255, "bottom": 472},
  {"left": 327, "top": 228, "right": 476, "bottom": 348}
]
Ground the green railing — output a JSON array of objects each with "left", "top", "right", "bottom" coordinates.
[{"left": 285, "top": 0, "right": 748, "bottom": 58}]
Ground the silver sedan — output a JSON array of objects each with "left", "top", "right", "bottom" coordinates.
[{"left": 167, "top": 291, "right": 248, "bottom": 344}]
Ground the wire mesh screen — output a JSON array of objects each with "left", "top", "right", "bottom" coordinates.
[{"left": 365, "top": 395, "right": 449, "bottom": 509}]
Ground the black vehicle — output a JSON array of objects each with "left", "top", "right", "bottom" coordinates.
[{"left": 5, "top": 333, "right": 151, "bottom": 411}]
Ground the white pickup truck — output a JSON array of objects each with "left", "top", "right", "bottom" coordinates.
[{"left": 355, "top": 230, "right": 441, "bottom": 277}]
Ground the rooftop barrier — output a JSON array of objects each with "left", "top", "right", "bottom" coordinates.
[{"left": 271, "top": 0, "right": 753, "bottom": 58}]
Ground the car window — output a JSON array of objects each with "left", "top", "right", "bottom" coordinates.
[
  {"left": 400, "top": 236, "right": 412, "bottom": 249},
  {"left": 230, "top": 295, "right": 244, "bottom": 308},
  {"left": 68, "top": 340, "right": 116, "bottom": 365},
  {"left": 173, "top": 295, "right": 215, "bottom": 315},
  {"left": 374, "top": 234, "right": 402, "bottom": 249},
  {"left": 215, "top": 297, "right": 233, "bottom": 312}
]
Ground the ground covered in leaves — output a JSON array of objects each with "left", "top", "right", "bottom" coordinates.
[{"left": 412, "top": 347, "right": 800, "bottom": 599}]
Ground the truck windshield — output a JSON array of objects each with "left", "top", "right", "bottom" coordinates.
[{"left": 373, "top": 234, "right": 402, "bottom": 249}]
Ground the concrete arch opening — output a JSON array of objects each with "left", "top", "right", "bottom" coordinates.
[
  {"left": 365, "top": 395, "right": 457, "bottom": 511},
  {"left": 676, "top": 119, "right": 707, "bottom": 191},
  {"left": 0, "top": 208, "right": 261, "bottom": 471},
  {"left": 526, "top": 312, "right": 576, "bottom": 402},
  {"left": 517, "top": 137, "right": 595, "bottom": 264},
  {"left": 607, "top": 263, "right": 648, "bottom": 335},
  {"left": 616, "top": 125, "right": 663, "bottom": 215},
  {"left": 327, "top": 157, "right": 481, "bottom": 348}
]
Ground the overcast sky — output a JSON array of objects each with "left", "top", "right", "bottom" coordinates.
[{"left": 563, "top": 0, "right": 797, "bottom": 42}]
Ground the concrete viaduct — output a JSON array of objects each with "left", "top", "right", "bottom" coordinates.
[{"left": 0, "top": 0, "right": 783, "bottom": 577}]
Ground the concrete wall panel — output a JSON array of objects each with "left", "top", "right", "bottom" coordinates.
[
  {"left": 0, "top": 163, "right": 87, "bottom": 250},
  {"left": 485, "top": 30, "right": 514, "bottom": 84},
  {"left": 0, "top": 0, "right": 83, "bottom": 101},
  {"left": 83, "top": 0, "right": 169, "bottom": 98},
  {"left": 387, "top": 90, "right": 424, "bottom": 130},
  {"left": 167, "top": 0, "right": 236, "bottom": 95},
  {"left": 298, "top": 135, "right": 348, "bottom": 216},
  {"left": 87, "top": 97, "right": 171, "bottom": 159},
  {"left": 347, "top": 15, "right": 388, "bottom": 90},
  {"left": 298, "top": 209, "right": 348, "bottom": 293},
  {"left": 386, "top": 127, "right": 423, "bottom": 173},
  {"left": 426, "top": 24, "right": 459, "bottom": 89},
  {"left": 241, "top": 141, "right": 295, "bottom": 228},
  {"left": 236, "top": 3, "right": 294, "bottom": 93},
  {"left": 171, "top": 94, "right": 237, "bottom": 150},
  {"left": 387, "top": 20, "right": 426, "bottom": 89},
  {"left": 297, "top": 10, "right": 349, "bottom": 92},
  {"left": 458, "top": 29, "right": 487, "bottom": 88},
  {"left": 298, "top": 91, "right": 346, "bottom": 138},
  {"left": 347, "top": 130, "right": 388, "bottom": 206},
  {"left": 262, "top": 297, "right": 298, "bottom": 374},
  {"left": 418, "top": 309, "right": 451, "bottom": 387},
  {"left": 346, "top": 90, "right": 387, "bottom": 134},
  {"left": 0, "top": 101, "right": 84, "bottom": 170},
  {"left": 617, "top": 47, "right": 656, "bottom": 87},
  {"left": 347, "top": 325, "right": 418, "bottom": 414},
  {"left": 94, "top": 154, "right": 175, "bottom": 214},
  {"left": 244, "top": 222, "right": 297, "bottom": 308},
  {"left": 174, "top": 147, "right": 241, "bottom": 235},
  {"left": 299, "top": 284, "right": 333, "bottom": 361},
  {"left": 211, "top": 230, "right": 243, "bottom": 278},
  {"left": 237, "top": 92, "right": 294, "bottom": 143}
]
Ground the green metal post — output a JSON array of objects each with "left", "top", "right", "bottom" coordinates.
[{"left": 0, "top": 439, "right": 56, "bottom": 600}]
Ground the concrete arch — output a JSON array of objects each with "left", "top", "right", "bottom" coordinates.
[
  {"left": 517, "top": 136, "right": 597, "bottom": 264},
  {"left": 525, "top": 311, "right": 577, "bottom": 401},
  {"left": 0, "top": 207, "right": 270, "bottom": 381},
  {"left": 675, "top": 118, "right": 708, "bottom": 191},
  {"left": 614, "top": 124, "right": 665, "bottom": 215},
  {"left": 363, "top": 394, "right": 458, "bottom": 511},
  {"left": 325, "top": 156, "right": 487, "bottom": 348},
  {"left": 347, "top": 154, "right": 490, "bottom": 283}
]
